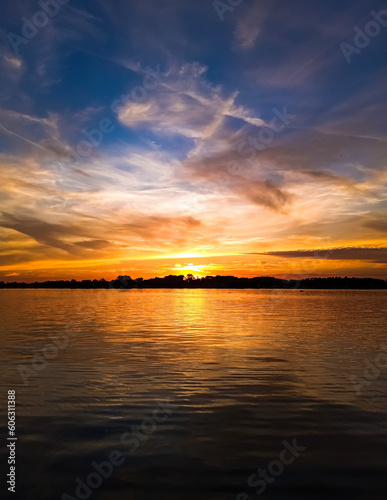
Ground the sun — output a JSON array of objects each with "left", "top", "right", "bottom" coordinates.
[{"left": 174, "top": 264, "right": 208, "bottom": 276}]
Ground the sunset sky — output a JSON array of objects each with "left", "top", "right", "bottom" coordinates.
[{"left": 0, "top": 0, "right": 386, "bottom": 281}]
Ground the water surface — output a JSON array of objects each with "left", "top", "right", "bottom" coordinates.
[{"left": 1, "top": 289, "right": 386, "bottom": 499}]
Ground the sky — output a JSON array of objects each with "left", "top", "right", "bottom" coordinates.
[{"left": 0, "top": 0, "right": 387, "bottom": 281}]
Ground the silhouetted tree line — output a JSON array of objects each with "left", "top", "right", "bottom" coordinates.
[{"left": 0, "top": 275, "right": 386, "bottom": 289}]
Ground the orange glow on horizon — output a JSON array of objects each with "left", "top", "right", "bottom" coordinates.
[{"left": 1, "top": 249, "right": 386, "bottom": 283}]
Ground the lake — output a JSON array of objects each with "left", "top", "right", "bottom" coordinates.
[{"left": 0, "top": 289, "right": 386, "bottom": 499}]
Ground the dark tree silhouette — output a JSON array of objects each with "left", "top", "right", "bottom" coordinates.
[{"left": 0, "top": 276, "right": 386, "bottom": 289}]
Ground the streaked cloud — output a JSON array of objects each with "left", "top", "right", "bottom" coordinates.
[{"left": 256, "top": 247, "right": 387, "bottom": 264}]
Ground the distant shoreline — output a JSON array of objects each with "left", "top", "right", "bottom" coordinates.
[{"left": 1, "top": 276, "right": 386, "bottom": 290}]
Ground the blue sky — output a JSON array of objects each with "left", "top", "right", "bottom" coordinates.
[{"left": 0, "top": 0, "right": 387, "bottom": 280}]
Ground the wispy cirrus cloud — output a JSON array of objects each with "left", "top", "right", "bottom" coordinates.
[
  {"left": 234, "top": 0, "right": 271, "bottom": 49},
  {"left": 117, "top": 63, "right": 266, "bottom": 140}
]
